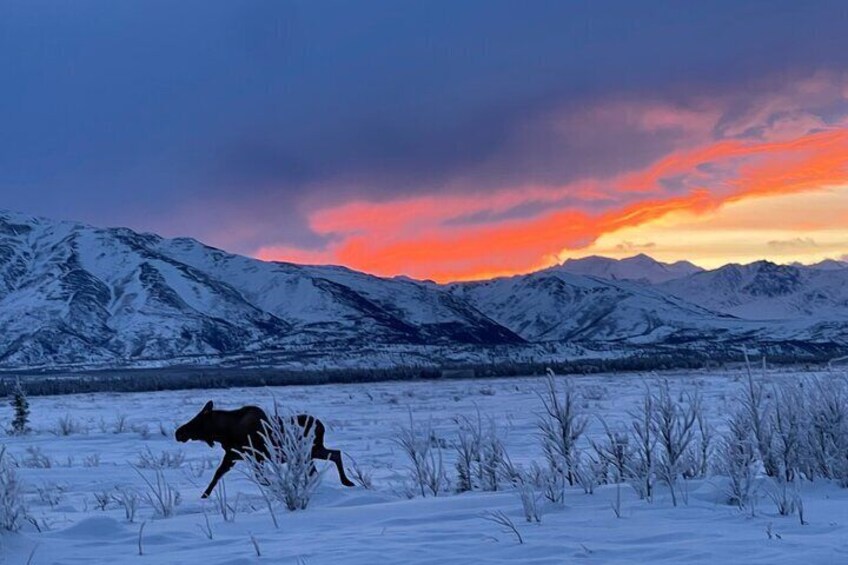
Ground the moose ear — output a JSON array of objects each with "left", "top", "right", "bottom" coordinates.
[{"left": 202, "top": 401, "right": 214, "bottom": 412}]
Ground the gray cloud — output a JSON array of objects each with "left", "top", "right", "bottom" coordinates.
[
  {"left": 767, "top": 237, "right": 820, "bottom": 250},
  {"left": 615, "top": 241, "right": 657, "bottom": 252},
  {"left": 1, "top": 1, "right": 848, "bottom": 253}
]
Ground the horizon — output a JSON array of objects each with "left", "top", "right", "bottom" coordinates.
[
  {"left": 3, "top": 2, "right": 848, "bottom": 282},
  {"left": 2, "top": 205, "right": 845, "bottom": 285}
]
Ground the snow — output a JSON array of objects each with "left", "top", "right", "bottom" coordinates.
[{"left": 3, "top": 370, "right": 848, "bottom": 564}]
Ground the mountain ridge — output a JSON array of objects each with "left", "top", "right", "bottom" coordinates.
[{"left": 0, "top": 209, "right": 845, "bottom": 369}]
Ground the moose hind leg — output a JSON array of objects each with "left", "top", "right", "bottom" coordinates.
[
  {"left": 313, "top": 447, "right": 354, "bottom": 487},
  {"left": 332, "top": 450, "right": 355, "bottom": 487}
]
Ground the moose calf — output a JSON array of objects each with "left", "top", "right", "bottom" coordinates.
[{"left": 176, "top": 401, "right": 355, "bottom": 498}]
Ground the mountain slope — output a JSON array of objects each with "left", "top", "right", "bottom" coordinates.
[
  {"left": 659, "top": 261, "right": 848, "bottom": 320},
  {"left": 448, "top": 270, "right": 739, "bottom": 343},
  {"left": 0, "top": 211, "right": 520, "bottom": 367}
]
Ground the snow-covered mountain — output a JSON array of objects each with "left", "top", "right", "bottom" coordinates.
[
  {"left": 807, "top": 259, "right": 848, "bottom": 271},
  {"left": 659, "top": 261, "right": 848, "bottom": 320},
  {"left": 447, "top": 270, "right": 736, "bottom": 343},
  {"left": 450, "top": 260, "right": 848, "bottom": 349},
  {"left": 0, "top": 209, "right": 845, "bottom": 369},
  {"left": 555, "top": 254, "right": 703, "bottom": 283},
  {"left": 0, "top": 211, "right": 520, "bottom": 367}
]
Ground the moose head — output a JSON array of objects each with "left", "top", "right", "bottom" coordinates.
[{"left": 175, "top": 400, "right": 216, "bottom": 447}]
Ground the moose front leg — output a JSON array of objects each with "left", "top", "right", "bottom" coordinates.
[{"left": 203, "top": 451, "right": 237, "bottom": 499}]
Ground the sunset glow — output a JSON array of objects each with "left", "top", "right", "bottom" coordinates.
[{"left": 258, "top": 81, "right": 848, "bottom": 282}]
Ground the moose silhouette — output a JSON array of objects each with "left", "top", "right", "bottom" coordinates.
[{"left": 175, "top": 401, "right": 355, "bottom": 498}]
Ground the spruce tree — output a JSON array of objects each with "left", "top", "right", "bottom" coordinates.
[{"left": 10, "top": 379, "right": 29, "bottom": 435}]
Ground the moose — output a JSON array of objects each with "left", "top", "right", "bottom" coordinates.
[{"left": 175, "top": 401, "right": 355, "bottom": 498}]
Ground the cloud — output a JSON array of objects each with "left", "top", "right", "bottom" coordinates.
[
  {"left": 614, "top": 241, "right": 657, "bottom": 252},
  {"left": 3, "top": 2, "right": 848, "bottom": 278},
  {"left": 767, "top": 237, "right": 819, "bottom": 250},
  {"left": 263, "top": 116, "right": 848, "bottom": 281}
]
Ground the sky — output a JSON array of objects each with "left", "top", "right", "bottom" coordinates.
[{"left": 2, "top": 1, "right": 848, "bottom": 282}]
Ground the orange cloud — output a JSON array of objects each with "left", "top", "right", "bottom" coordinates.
[{"left": 257, "top": 81, "right": 848, "bottom": 282}]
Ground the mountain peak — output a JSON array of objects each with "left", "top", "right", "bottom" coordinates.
[
  {"left": 626, "top": 253, "right": 657, "bottom": 263},
  {"left": 557, "top": 254, "right": 703, "bottom": 284},
  {"left": 811, "top": 258, "right": 848, "bottom": 270}
]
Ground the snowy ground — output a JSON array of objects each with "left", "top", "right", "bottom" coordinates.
[{"left": 2, "top": 369, "right": 848, "bottom": 564}]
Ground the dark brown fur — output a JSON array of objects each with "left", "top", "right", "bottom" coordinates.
[{"left": 175, "top": 401, "right": 354, "bottom": 498}]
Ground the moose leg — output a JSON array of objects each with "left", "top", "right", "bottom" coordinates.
[
  {"left": 203, "top": 451, "right": 237, "bottom": 499},
  {"left": 329, "top": 450, "right": 355, "bottom": 487},
  {"left": 312, "top": 446, "right": 355, "bottom": 487}
]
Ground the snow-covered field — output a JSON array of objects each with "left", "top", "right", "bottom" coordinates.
[{"left": 2, "top": 369, "right": 848, "bottom": 564}]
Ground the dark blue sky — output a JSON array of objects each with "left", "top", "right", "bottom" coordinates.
[{"left": 2, "top": 1, "right": 848, "bottom": 275}]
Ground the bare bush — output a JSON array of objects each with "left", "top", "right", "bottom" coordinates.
[
  {"left": 350, "top": 461, "right": 374, "bottom": 490},
  {"left": 627, "top": 384, "right": 657, "bottom": 502},
  {"left": 591, "top": 420, "right": 633, "bottom": 484},
  {"left": 394, "top": 411, "right": 449, "bottom": 498},
  {"left": 576, "top": 454, "right": 605, "bottom": 495},
  {"left": 717, "top": 410, "right": 759, "bottom": 510},
  {"left": 481, "top": 510, "right": 524, "bottom": 544},
  {"left": 537, "top": 373, "right": 587, "bottom": 488},
  {"left": 186, "top": 457, "right": 215, "bottom": 479},
  {"left": 132, "top": 423, "right": 152, "bottom": 440},
  {"left": 806, "top": 378, "right": 848, "bottom": 484},
  {"left": 652, "top": 381, "right": 700, "bottom": 506},
  {"left": 132, "top": 466, "right": 181, "bottom": 518},
  {"left": 54, "top": 414, "right": 85, "bottom": 436},
  {"left": 198, "top": 510, "right": 214, "bottom": 540},
  {"left": 454, "top": 410, "right": 505, "bottom": 493},
  {"left": 740, "top": 354, "right": 779, "bottom": 477},
  {"left": 689, "top": 407, "right": 714, "bottom": 479},
  {"left": 136, "top": 447, "right": 185, "bottom": 470},
  {"left": 501, "top": 458, "right": 545, "bottom": 520},
  {"left": 768, "top": 479, "right": 799, "bottom": 517},
  {"left": 112, "top": 414, "right": 128, "bottom": 434},
  {"left": 611, "top": 481, "right": 623, "bottom": 518},
  {"left": 21, "top": 446, "right": 52, "bottom": 469},
  {"left": 212, "top": 479, "right": 238, "bottom": 522},
  {"left": 581, "top": 384, "right": 608, "bottom": 402},
  {"left": 455, "top": 422, "right": 476, "bottom": 494},
  {"left": 238, "top": 410, "right": 321, "bottom": 514},
  {"left": 771, "top": 381, "right": 805, "bottom": 483},
  {"left": 92, "top": 490, "right": 111, "bottom": 511},
  {"left": 113, "top": 486, "right": 140, "bottom": 522},
  {"left": 0, "top": 446, "right": 27, "bottom": 531},
  {"left": 36, "top": 482, "right": 64, "bottom": 508},
  {"left": 479, "top": 386, "right": 496, "bottom": 397}
]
